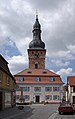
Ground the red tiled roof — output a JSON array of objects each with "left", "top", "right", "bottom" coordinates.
[
  {"left": 14, "top": 68, "right": 59, "bottom": 77},
  {"left": 14, "top": 69, "right": 64, "bottom": 85},
  {"left": 67, "top": 76, "right": 75, "bottom": 86}
]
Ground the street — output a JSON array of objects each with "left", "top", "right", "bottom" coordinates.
[{"left": 0, "top": 104, "right": 75, "bottom": 119}]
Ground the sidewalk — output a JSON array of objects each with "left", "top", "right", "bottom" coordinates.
[{"left": 0, "top": 106, "right": 22, "bottom": 119}]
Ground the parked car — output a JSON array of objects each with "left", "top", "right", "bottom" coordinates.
[{"left": 58, "top": 102, "right": 74, "bottom": 115}]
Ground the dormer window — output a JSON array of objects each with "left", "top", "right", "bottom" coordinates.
[
  {"left": 19, "top": 77, "right": 25, "bottom": 82},
  {"left": 50, "top": 77, "right": 55, "bottom": 82},
  {"left": 43, "top": 71, "right": 47, "bottom": 74},
  {"left": 36, "top": 77, "right": 41, "bottom": 82},
  {"left": 27, "top": 71, "right": 32, "bottom": 74}
]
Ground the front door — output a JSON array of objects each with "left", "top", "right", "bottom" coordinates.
[
  {"left": 0, "top": 92, "right": 2, "bottom": 110},
  {"left": 36, "top": 96, "right": 40, "bottom": 103}
]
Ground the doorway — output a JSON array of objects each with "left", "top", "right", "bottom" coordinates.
[
  {"left": 35, "top": 95, "right": 40, "bottom": 103},
  {"left": 0, "top": 92, "right": 2, "bottom": 110}
]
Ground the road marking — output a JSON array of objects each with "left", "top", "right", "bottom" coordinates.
[{"left": 48, "top": 112, "right": 57, "bottom": 119}]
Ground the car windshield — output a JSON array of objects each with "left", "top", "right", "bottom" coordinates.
[{"left": 60, "top": 102, "right": 71, "bottom": 107}]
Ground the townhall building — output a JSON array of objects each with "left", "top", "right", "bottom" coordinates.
[{"left": 14, "top": 15, "right": 64, "bottom": 104}]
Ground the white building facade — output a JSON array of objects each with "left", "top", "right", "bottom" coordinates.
[
  {"left": 66, "top": 76, "right": 75, "bottom": 104},
  {"left": 16, "top": 84, "right": 63, "bottom": 103}
]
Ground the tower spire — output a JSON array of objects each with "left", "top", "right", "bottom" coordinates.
[
  {"left": 36, "top": 10, "right": 38, "bottom": 20},
  {"left": 29, "top": 14, "right": 45, "bottom": 49}
]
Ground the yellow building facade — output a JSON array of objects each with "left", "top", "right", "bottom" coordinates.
[{"left": 0, "top": 55, "right": 16, "bottom": 110}]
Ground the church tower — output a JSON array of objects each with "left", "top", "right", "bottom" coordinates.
[{"left": 28, "top": 15, "right": 46, "bottom": 69}]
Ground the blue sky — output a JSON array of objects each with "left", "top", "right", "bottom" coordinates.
[{"left": 0, "top": 0, "right": 75, "bottom": 84}]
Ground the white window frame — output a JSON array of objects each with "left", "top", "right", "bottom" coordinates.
[
  {"left": 53, "top": 87, "right": 59, "bottom": 91},
  {"left": 34, "top": 87, "right": 41, "bottom": 92},
  {"left": 53, "top": 95, "right": 60, "bottom": 100},
  {"left": 23, "top": 87, "right": 30, "bottom": 92},
  {"left": 45, "top": 87, "right": 52, "bottom": 92},
  {"left": 24, "top": 95, "right": 30, "bottom": 101},
  {"left": 45, "top": 95, "right": 52, "bottom": 100}
]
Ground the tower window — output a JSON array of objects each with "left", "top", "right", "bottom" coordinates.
[
  {"left": 41, "top": 52, "right": 42, "bottom": 54},
  {"left": 32, "top": 51, "right": 34, "bottom": 54},
  {"left": 35, "top": 63, "right": 38, "bottom": 69}
]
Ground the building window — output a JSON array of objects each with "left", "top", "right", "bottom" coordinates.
[
  {"left": 16, "top": 95, "right": 20, "bottom": 100},
  {"left": 6, "top": 77, "right": 10, "bottom": 85},
  {"left": 73, "top": 87, "right": 75, "bottom": 92},
  {"left": 53, "top": 95, "right": 60, "bottom": 100},
  {"left": 50, "top": 77, "right": 55, "bottom": 82},
  {"left": 53, "top": 87, "right": 59, "bottom": 91},
  {"left": 19, "top": 77, "right": 24, "bottom": 82},
  {"left": 24, "top": 95, "right": 30, "bottom": 101},
  {"left": 0, "top": 71, "right": 3, "bottom": 82},
  {"left": 34, "top": 87, "right": 41, "bottom": 92},
  {"left": 16, "top": 87, "right": 21, "bottom": 91},
  {"left": 5, "top": 92, "right": 11, "bottom": 108},
  {"left": 45, "top": 87, "right": 52, "bottom": 92},
  {"left": 36, "top": 77, "right": 41, "bottom": 82},
  {"left": 23, "top": 87, "right": 30, "bottom": 92},
  {"left": 45, "top": 95, "right": 52, "bottom": 100}
]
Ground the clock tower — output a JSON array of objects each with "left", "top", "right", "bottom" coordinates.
[{"left": 28, "top": 15, "right": 46, "bottom": 69}]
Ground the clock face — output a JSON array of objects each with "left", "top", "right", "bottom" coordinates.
[{"left": 35, "top": 52, "right": 39, "bottom": 58}]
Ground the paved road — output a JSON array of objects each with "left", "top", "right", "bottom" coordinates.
[{"left": 0, "top": 104, "right": 75, "bottom": 119}]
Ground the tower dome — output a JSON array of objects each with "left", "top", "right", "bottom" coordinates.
[{"left": 29, "top": 15, "right": 45, "bottom": 49}]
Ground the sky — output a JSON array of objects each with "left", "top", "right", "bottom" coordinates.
[{"left": 0, "top": 0, "right": 75, "bottom": 84}]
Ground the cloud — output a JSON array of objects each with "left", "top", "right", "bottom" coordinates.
[
  {"left": 0, "top": 0, "right": 75, "bottom": 81},
  {"left": 51, "top": 60, "right": 70, "bottom": 67},
  {"left": 57, "top": 68, "right": 73, "bottom": 76},
  {"left": 8, "top": 55, "right": 28, "bottom": 75},
  {"left": 67, "top": 45, "right": 75, "bottom": 55},
  {"left": 27, "top": 0, "right": 66, "bottom": 11}
]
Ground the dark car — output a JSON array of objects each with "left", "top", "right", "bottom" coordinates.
[{"left": 58, "top": 102, "right": 74, "bottom": 115}]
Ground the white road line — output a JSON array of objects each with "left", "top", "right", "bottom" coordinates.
[{"left": 48, "top": 112, "right": 57, "bottom": 119}]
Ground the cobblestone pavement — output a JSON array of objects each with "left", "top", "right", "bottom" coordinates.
[{"left": 0, "top": 104, "right": 75, "bottom": 119}]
